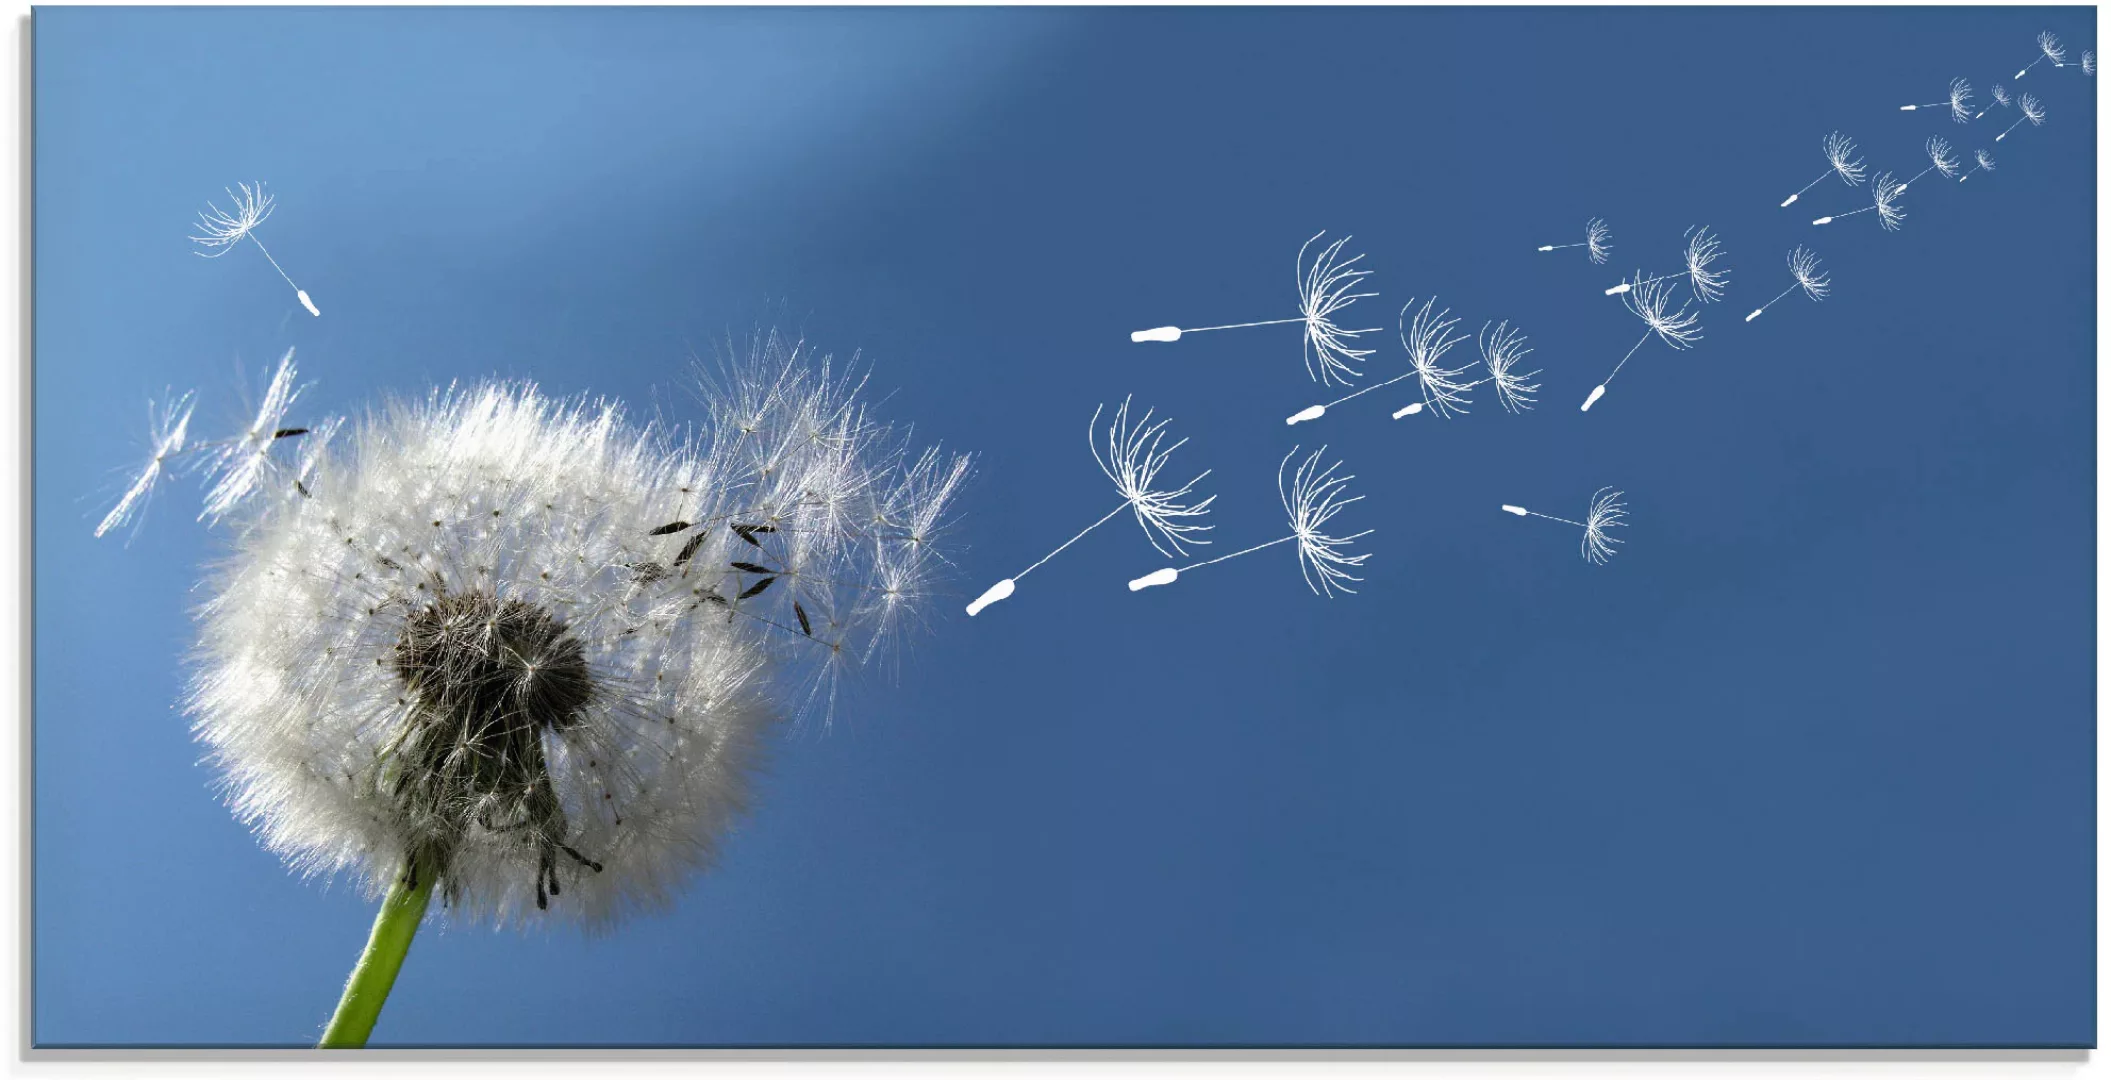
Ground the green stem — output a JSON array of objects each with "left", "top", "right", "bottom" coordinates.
[{"left": 317, "top": 853, "right": 435, "bottom": 1048}]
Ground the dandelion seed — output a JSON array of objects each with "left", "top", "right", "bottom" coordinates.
[
  {"left": 2016, "top": 30, "right": 2065, "bottom": 79},
  {"left": 190, "top": 345, "right": 967, "bottom": 940},
  {"left": 1130, "top": 231, "right": 1380, "bottom": 387},
  {"left": 1899, "top": 136, "right": 1963, "bottom": 192},
  {"left": 1812, "top": 171, "right": 1905, "bottom": 231},
  {"left": 1996, "top": 93, "right": 2046, "bottom": 141},
  {"left": 1779, "top": 132, "right": 1866, "bottom": 208},
  {"left": 1975, "top": 83, "right": 2012, "bottom": 120},
  {"left": 968, "top": 396, "right": 1212, "bottom": 616},
  {"left": 199, "top": 348, "right": 306, "bottom": 523},
  {"left": 1958, "top": 148, "right": 1997, "bottom": 183},
  {"left": 1603, "top": 225, "right": 1729, "bottom": 304},
  {"left": 1581, "top": 274, "right": 1700, "bottom": 412},
  {"left": 1536, "top": 217, "right": 1613, "bottom": 264},
  {"left": 1286, "top": 306, "right": 1542, "bottom": 426},
  {"left": 1745, "top": 246, "right": 1830, "bottom": 323},
  {"left": 2082, "top": 50, "right": 2097, "bottom": 76},
  {"left": 1128, "top": 445, "right": 1370, "bottom": 597},
  {"left": 93, "top": 390, "right": 197, "bottom": 540},
  {"left": 1899, "top": 78, "right": 1973, "bottom": 123},
  {"left": 1501, "top": 487, "right": 1627, "bottom": 565},
  {"left": 190, "top": 182, "right": 320, "bottom": 316}
]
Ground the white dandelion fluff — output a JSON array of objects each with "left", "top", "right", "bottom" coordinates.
[
  {"left": 2082, "top": 50, "right": 2097, "bottom": 75},
  {"left": 1959, "top": 147, "right": 1996, "bottom": 183},
  {"left": 189, "top": 349, "right": 969, "bottom": 939},
  {"left": 1536, "top": 217, "right": 1613, "bottom": 264},
  {"left": 199, "top": 348, "right": 307, "bottom": 523},
  {"left": 1285, "top": 308, "right": 1539, "bottom": 426},
  {"left": 190, "top": 182, "right": 320, "bottom": 316},
  {"left": 1129, "top": 231, "right": 1380, "bottom": 388},
  {"left": 968, "top": 396, "right": 1212, "bottom": 616},
  {"left": 1812, "top": 170, "right": 1905, "bottom": 231},
  {"left": 1745, "top": 245, "right": 1830, "bottom": 322},
  {"left": 1976, "top": 83, "right": 2013, "bottom": 119},
  {"left": 1603, "top": 225, "right": 1729, "bottom": 304},
  {"left": 1996, "top": 93, "right": 2046, "bottom": 141},
  {"left": 1581, "top": 273, "right": 1701, "bottom": 412},
  {"left": 1128, "top": 445, "right": 1370, "bottom": 598},
  {"left": 1779, "top": 132, "right": 1866, "bottom": 208},
  {"left": 1501, "top": 487, "right": 1627, "bottom": 565},
  {"left": 93, "top": 390, "right": 197, "bottom": 540},
  {"left": 1900, "top": 136, "right": 1963, "bottom": 191},
  {"left": 2017, "top": 30, "right": 2065, "bottom": 79},
  {"left": 1900, "top": 77, "right": 1972, "bottom": 123}
]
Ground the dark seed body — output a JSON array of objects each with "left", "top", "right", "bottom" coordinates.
[{"left": 385, "top": 590, "right": 603, "bottom": 908}]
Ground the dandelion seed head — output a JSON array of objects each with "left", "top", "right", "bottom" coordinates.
[
  {"left": 1925, "top": 136, "right": 1963, "bottom": 179},
  {"left": 1585, "top": 218, "right": 1613, "bottom": 265},
  {"left": 2020, "top": 93, "right": 2046, "bottom": 125},
  {"left": 1478, "top": 320, "right": 1540, "bottom": 415},
  {"left": 190, "top": 345, "right": 967, "bottom": 928},
  {"left": 1788, "top": 246, "right": 1830, "bottom": 302},
  {"left": 1870, "top": 171, "right": 1907, "bottom": 232},
  {"left": 1992, "top": 84, "right": 2012, "bottom": 106},
  {"left": 1400, "top": 297, "right": 1474, "bottom": 418},
  {"left": 2039, "top": 31, "right": 2066, "bottom": 64},
  {"left": 1823, "top": 132, "right": 1867, "bottom": 186},
  {"left": 1679, "top": 225, "right": 1730, "bottom": 304},
  {"left": 1295, "top": 232, "right": 1381, "bottom": 387},
  {"left": 94, "top": 390, "right": 197, "bottom": 540},
  {"left": 1277, "top": 446, "right": 1371, "bottom": 597},
  {"left": 1091, "top": 396, "right": 1215, "bottom": 559},
  {"left": 1946, "top": 77, "right": 1973, "bottom": 123},
  {"left": 189, "top": 182, "right": 275, "bottom": 257},
  {"left": 1974, "top": 148, "right": 1997, "bottom": 173},
  {"left": 1620, "top": 274, "right": 1703, "bottom": 350},
  {"left": 1581, "top": 487, "right": 1627, "bottom": 565}
]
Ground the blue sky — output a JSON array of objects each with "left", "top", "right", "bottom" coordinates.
[{"left": 33, "top": 6, "right": 2094, "bottom": 1047}]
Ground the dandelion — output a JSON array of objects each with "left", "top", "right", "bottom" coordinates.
[
  {"left": 1899, "top": 77, "right": 1973, "bottom": 123},
  {"left": 1898, "top": 136, "right": 1963, "bottom": 192},
  {"left": 1603, "top": 225, "right": 1729, "bottom": 303},
  {"left": 1581, "top": 274, "right": 1701, "bottom": 412},
  {"left": 1974, "top": 83, "right": 2012, "bottom": 120},
  {"left": 190, "top": 182, "right": 320, "bottom": 316},
  {"left": 2016, "top": 30, "right": 2065, "bottom": 79},
  {"left": 967, "top": 396, "right": 1211, "bottom": 616},
  {"left": 1812, "top": 171, "right": 1905, "bottom": 231},
  {"left": 1501, "top": 487, "right": 1627, "bottom": 565},
  {"left": 1128, "top": 446, "right": 1370, "bottom": 597},
  {"left": 92, "top": 390, "right": 197, "bottom": 540},
  {"left": 1778, "top": 132, "right": 1866, "bottom": 208},
  {"left": 1130, "top": 232, "right": 1380, "bottom": 387},
  {"left": 1536, "top": 217, "right": 1613, "bottom": 264},
  {"left": 1744, "top": 246, "right": 1830, "bottom": 323},
  {"left": 1958, "top": 148, "right": 1997, "bottom": 183},
  {"left": 184, "top": 339, "right": 966, "bottom": 1045},
  {"left": 1996, "top": 93, "right": 2046, "bottom": 141}
]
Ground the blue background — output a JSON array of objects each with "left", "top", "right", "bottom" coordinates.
[{"left": 32, "top": 6, "right": 2095, "bottom": 1047}]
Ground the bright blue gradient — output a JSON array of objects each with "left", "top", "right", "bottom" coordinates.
[{"left": 33, "top": 6, "right": 2093, "bottom": 1047}]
